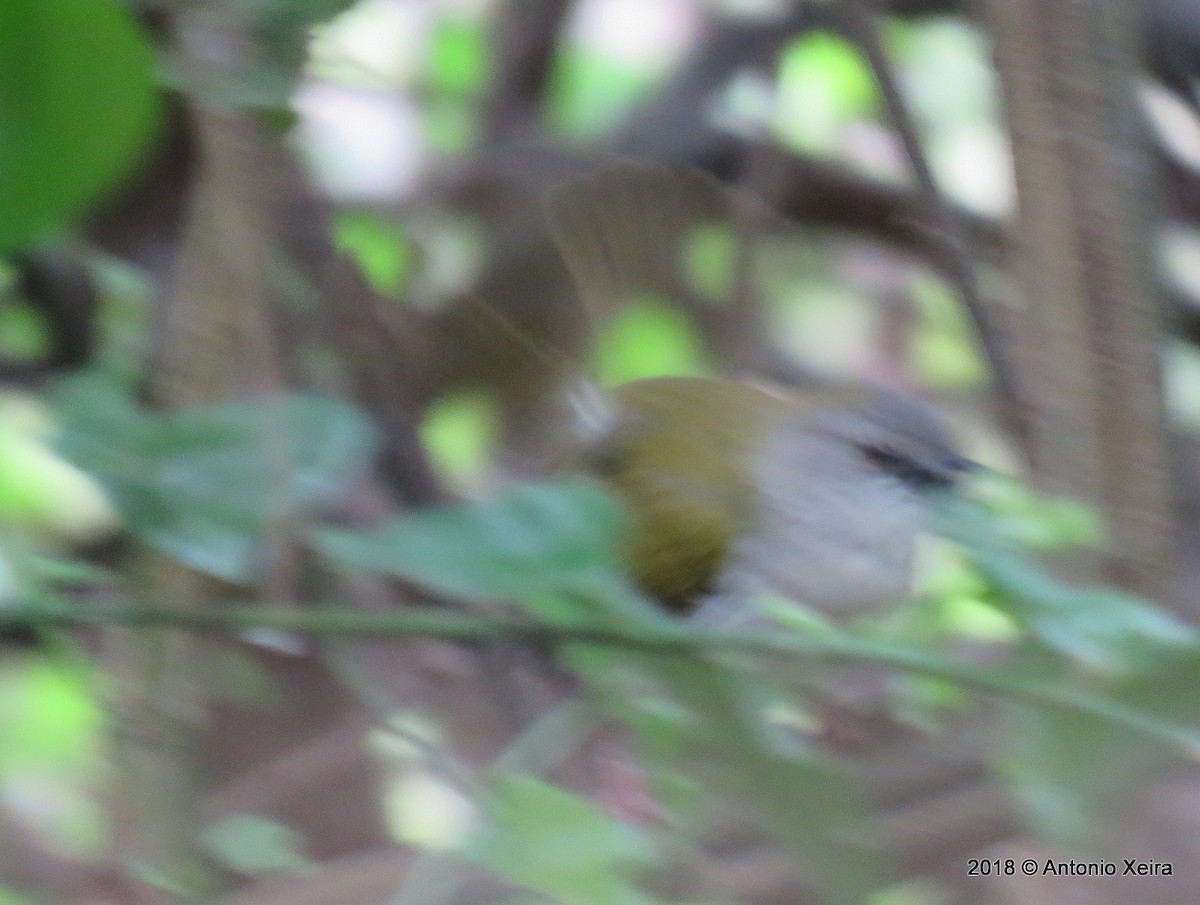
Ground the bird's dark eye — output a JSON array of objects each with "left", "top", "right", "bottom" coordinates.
[{"left": 861, "top": 445, "right": 952, "bottom": 490}]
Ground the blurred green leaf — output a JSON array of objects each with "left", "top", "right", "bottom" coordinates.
[
  {"left": 683, "top": 224, "right": 737, "bottom": 303},
  {"left": 774, "top": 31, "right": 879, "bottom": 153},
  {"left": 0, "top": 890, "right": 39, "bottom": 905},
  {"left": 0, "top": 656, "right": 106, "bottom": 857},
  {"left": 420, "top": 389, "right": 499, "bottom": 488},
  {"left": 334, "top": 212, "right": 412, "bottom": 298},
  {"left": 0, "top": 299, "right": 51, "bottom": 361},
  {"left": 545, "top": 48, "right": 660, "bottom": 140},
  {"left": 316, "top": 480, "right": 629, "bottom": 602},
  {"left": 238, "top": 0, "right": 357, "bottom": 25},
  {"left": 429, "top": 16, "right": 490, "bottom": 98},
  {"left": 970, "top": 470, "right": 1104, "bottom": 550},
  {"left": 568, "top": 649, "right": 885, "bottom": 905},
  {"left": 0, "top": 395, "right": 117, "bottom": 542},
  {"left": 998, "top": 649, "right": 1200, "bottom": 852},
  {"left": 200, "top": 814, "right": 311, "bottom": 877},
  {"left": 43, "top": 356, "right": 149, "bottom": 474},
  {"left": 934, "top": 495, "right": 1196, "bottom": 671},
  {"left": 472, "top": 775, "right": 656, "bottom": 905},
  {"left": 0, "top": 656, "right": 100, "bottom": 773},
  {"left": 139, "top": 399, "right": 372, "bottom": 579},
  {"left": 938, "top": 597, "right": 1018, "bottom": 642},
  {"left": 594, "top": 295, "right": 711, "bottom": 385},
  {"left": 909, "top": 272, "right": 987, "bottom": 388},
  {"left": 0, "top": 0, "right": 160, "bottom": 250},
  {"left": 212, "top": 647, "right": 285, "bottom": 709},
  {"left": 53, "top": 378, "right": 377, "bottom": 583},
  {"left": 90, "top": 255, "right": 154, "bottom": 387},
  {"left": 423, "top": 98, "right": 479, "bottom": 153},
  {"left": 1002, "top": 705, "right": 1145, "bottom": 850},
  {"left": 25, "top": 552, "right": 113, "bottom": 588}
]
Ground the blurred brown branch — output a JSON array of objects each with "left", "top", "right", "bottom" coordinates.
[{"left": 987, "top": 0, "right": 1178, "bottom": 602}]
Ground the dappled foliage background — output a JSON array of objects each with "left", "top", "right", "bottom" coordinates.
[{"left": 5, "top": 1, "right": 1200, "bottom": 904}]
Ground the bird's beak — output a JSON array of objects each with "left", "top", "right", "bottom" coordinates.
[
  {"left": 947, "top": 455, "right": 981, "bottom": 475},
  {"left": 938, "top": 455, "right": 985, "bottom": 490}
]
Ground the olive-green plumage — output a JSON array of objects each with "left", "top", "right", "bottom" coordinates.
[
  {"left": 579, "top": 376, "right": 857, "bottom": 607},
  {"left": 570, "top": 375, "right": 967, "bottom": 613},
  {"left": 586, "top": 378, "right": 770, "bottom": 606}
]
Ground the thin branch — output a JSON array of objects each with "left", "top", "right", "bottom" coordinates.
[
  {"left": 841, "top": 0, "right": 1030, "bottom": 454},
  {"left": 481, "top": 0, "right": 573, "bottom": 142},
  {"left": 10, "top": 598, "right": 1198, "bottom": 751}
]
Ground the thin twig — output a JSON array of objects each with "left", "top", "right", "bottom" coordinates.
[
  {"left": 11, "top": 597, "right": 1198, "bottom": 751},
  {"left": 841, "top": 0, "right": 1029, "bottom": 452}
]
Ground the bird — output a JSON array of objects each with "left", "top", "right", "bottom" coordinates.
[
  {"left": 569, "top": 373, "right": 970, "bottom": 619},
  {"left": 545, "top": 164, "right": 973, "bottom": 620}
]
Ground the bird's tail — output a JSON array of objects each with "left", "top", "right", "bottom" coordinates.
[{"left": 543, "top": 161, "right": 734, "bottom": 326}]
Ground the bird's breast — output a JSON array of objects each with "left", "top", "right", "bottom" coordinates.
[{"left": 716, "top": 427, "right": 926, "bottom": 618}]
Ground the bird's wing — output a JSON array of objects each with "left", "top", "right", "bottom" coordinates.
[{"left": 581, "top": 377, "right": 772, "bottom": 607}]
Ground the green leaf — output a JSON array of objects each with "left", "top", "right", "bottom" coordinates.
[
  {"left": 579, "top": 652, "right": 886, "bottom": 905},
  {"left": 334, "top": 211, "right": 412, "bottom": 297},
  {"left": 968, "top": 472, "right": 1105, "bottom": 550},
  {"left": 200, "top": 814, "right": 311, "bottom": 877},
  {"left": 908, "top": 272, "right": 987, "bottom": 388},
  {"left": 45, "top": 367, "right": 151, "bottom": 485},
  {"left": 997, "top": 651, "right": 1200, "bottom": 852},
  {"left": 593, "top": 295, "right": 711, "bottom": 386},
  {"left": 933, "top": 495, "right": 1196, "bottom": 671},
  {"left": 0, "top": 656, "right": 101, "bottom": 775},
  {"left": 0, "top": 654, "right": 107, "bottom": 857},
  {"left": 683, "top": 224, "right": 737, "bottom": 304},
  {"left": 0, "top": 889, "right": 40, "bottom": 905},
  {"left": 423, "top": 98, "right": 479, "bottom": 154},
  {"left": 428, "top": 16, "right": 490, "bottom": 98},
  {"left": 774, "top": 31, "right": 879, "bottom": 153},
  {"left": 0, "top": 298, "right": 51, "bottom": 361},
  {"left": 0, "top": 395, "right": 118, "bottom": 542},
  {"left": 420, "top": 389, "right": 500, "bottom": 488},
  {"left": 25, "top": 553, "right": 114, "bottom": 588},
  {"left": 212, "top": 648, "right": 285, "bottom": 709},
  {"left": 315, "top": 480, "right": 629, "bottom": 602},
  {"left": 1001, "top": 704, "right": 1143, "bottom": 850},
  {"left": 53, "top": 378, "right": 377, "bottom": 582},
  {"left": 472, "top": 775, "right": 656, "bottom": 905},
  {"left": 545, "top": 47, "right": 661, "bottom": 141},
  {"left": 238, "top": 0, "right": 358, "bottom": 27},
  {"left": 0, "top": 0, "right": 160, "bottom": 250},
  {"left": 929, "top": 492, "right": 1200, "bottom": 845}
]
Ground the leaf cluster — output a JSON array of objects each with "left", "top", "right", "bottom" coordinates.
[{"left": 6, "top": 377, "right": 1199, "bottom": 902}]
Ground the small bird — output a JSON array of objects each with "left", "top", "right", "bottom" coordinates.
[
  {"left": 575, "top": 374, "right": 970, "bottom": 618},
  {"left": 547, "top": 164, "right": 972, "bottom": 619}
]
